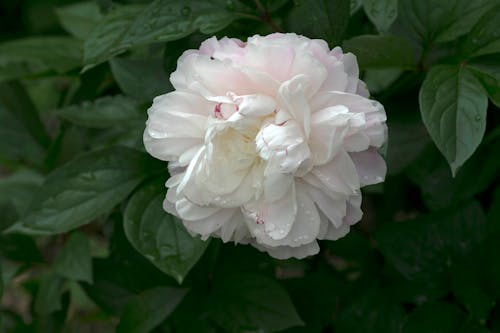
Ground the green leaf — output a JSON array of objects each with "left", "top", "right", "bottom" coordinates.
[
  {"left": 10, "top": 146, "right": 163, "bottom": 235},
  {"left": 0, "top": 169, "right": 43, "bottom": 230},
  {"left": 0, "top": 234, "right": 43, "bottom": 262},
  {"left": 375, "top": 202, "right": 485, "bottom": 288},
  {"left": 419, "top": 65, "right": 487, "bottom": 175},
  {"left": 110, "top": 57, "right": 170, "bottom": 102},
  {"left": 55, "top": 95, "right": 144, "bottom": 128},
  {"left": 124, "top": 180, "right": 209, "bottom": 284},
  {"left": 335, "top": 288, "right": 405, "bottom": 333},
  {"left": 35, "top": 274, "right": 65, "bottom": 315},
  {"left": 116, "top": 287, "right": 187, "bottom": 333},
  {"left": 208, "top": 274, "right": 304, "bottom": 332},
  {"left": 0, "top": 81, "right": 51, "bottom": 149},
  {"left": 343, "top": 35, "right": 418, "bottom": 69},
  {"left": 462, "top": 4, "right": 500, "bottom": 57},
  {"left": 54, "top": 232, "right": 93, "bottom": 283},
  {"left": 0, "top": 262, "right": 3, "bottom": 301},
  {"left": 55, "top": 1, "right": 103, "bottom": 39},
  {"left": 401, "top": 302, "right": 465, "bottom": 333},
  {"left": 409, "top": 134, "right": 500, "bottom": 211},
  {"left": 0, "top": 37, "right": 82, "bottom": 81},
  {"left": 363, "top": 0, "right": 397, "bottom": 32},
  {"left": 285, "top": 0, "right": 350, "bottom": 46},
  {"left": 84, "top": 0, "right": 244, "bottom": 66},
  {"left": 451, "top": 260, "right": 495, "bottom": 323},
  {"left": 396, "top": 0, "right": 497, "bottom": 44},
  {"left": 468, "top": 55, "right": 500, "bottom": 107}
]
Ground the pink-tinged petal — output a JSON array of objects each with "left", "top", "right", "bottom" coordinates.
[
  {"left": 311, "top": 151, "right": 360, "bottom": 196},
  {"left": 306, "top": 184, "right": 346, "bottom": 228},
  {"left": 218, "top": 210, "right": 250, "bottom": 243},
  {"left": 243, "top": 181, "right": 297, "bottom": 241},
  {"left": 344, "top": 194, "right": 363, "bottom": 225},
  {"left": 278, "top": 75, "right": 311, "bottom": 138},
  {"left": 236, "top": 94, "right": 276, "bottom": 117},
  {"left": 350, "top": 148, "right": 387, "bottom": 186}
]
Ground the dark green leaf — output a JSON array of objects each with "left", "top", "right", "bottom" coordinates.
[
  {"left": 0, "top": 234, "right": 43, "bottom": 262},
  {"left": 0, "top": 81, "right": 51, "bottom": 149},
  {"left": 409, "top": 134, "right": 500, "bottom": 211},
  {"left": 285, "top": 0, "right": 350, "bottom": 46},
  {"left": 84, "top": 0, "right": 245, "bottom": 66},
  {"left": 363, "top": 0, "right": 397, "bottom": 32},
  {"left": 462, "top": 4, "right": 500, "bottom": 57},
  {"left": 55, "top": 1, "right": 103, "bottom": 39},
  {"left": 343, "top": 35, "right": 418, "bottom": 69},
  {"left": 208, "top": 274, "right": 303, "bottom": 332},
  {"left": 124, "top": 180, "right": 209, "bottom": 284},
  {"left": 55, "top": 95, "right": 144, "bottom": 128},
  {"left": 0, "top": 37, "right": 82, "bottom": 81},
  {"left": 9, "top": 146, "right": 163, "bottom": 235},
  {"left": 401, "top": 302, "right": 465, "bottom": 333},
  {"left": 395, "top": 0, "right": 497, "bottom": 44},
  {"left": 375, "top": 202, "right": 485, "bottom": 287},
  {"left": 451, "top": 260, "right": 495, "bottom": 323},
  {"left": 54, "top": 232, "right": 93, "bottom": 283},
  {"left": 110, "top": 57, "right": 170, "bottom": 101},
  {"left": 34, "top": 274, "right": 64, "bottom": 315},
  {"left": 419, "top": 65, "right": 487, "bottom": 175},
  {"left": 335, "top": 288, "right": 405, "bottom": 333},
  {"left": 116, "top": 287, "right": 186, "bottom": 333},
  {"left": 468, "top": 56, "right": 500, "bottom": 107}
]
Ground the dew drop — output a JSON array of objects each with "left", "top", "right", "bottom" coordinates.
[
  {"left": 475, "top": 115, "right": 481, "bottom": 121},
  {"left": 181, "top": 6, "right": 191, "bottom": 16},
  {"left": 387, "top": 9, "right": 396, "bottom": 19}
]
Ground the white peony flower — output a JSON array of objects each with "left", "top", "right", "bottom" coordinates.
[{"left": 144, "top": 33, "right": 387, "bottom": 259}]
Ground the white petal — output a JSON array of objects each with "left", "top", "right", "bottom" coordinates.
[
  {"left": 252, "top": 241, "right": 320, "bottom": 260},
  {"left": 183, "top": 208, "right": 237, "bottom": 240},
  {"left": 350, "top": 148, "right": 387, "bottom": 186},
  {"left": 311, "top": 150, "right": 360, "bottom": 196}
]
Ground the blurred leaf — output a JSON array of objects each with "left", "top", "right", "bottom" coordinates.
[
  {"left": 401, "top": 302, "right": 465, "bottom": 333},
  {"left": 468, "top": 55, "right": 500, "bottom": 107},
  {"left": 110, "top": 57, "right": 170, "bottom": 101},
  {"left": 462, "top": 4, "right": 500, "bottom": 58},
  {"left": 0, "top": 234, "right": 43, "bottom": 262},
  {"left": 363, "top": 0, "right": 397, "bottom": 32},
  {"left": 116, "top": 287, "right": 186, "bottom": 333},
  {"left": 285, "top": 0, "right": 350, "bottom": 46},
  {"left": 55, "top": 1, "right": 103, "bottom": 39},
  {"left": 419, "top": 65, "right": 487, "bottom": 175},
  {"left": 284, "top": 273, "right": 344, "bottom": 332},
  {"left": 386, "top": 112, "right": 430, "bottom": 174},
  {"left": 54, "top": 232, "right": 93, "bottom": 283},
  {"left": 451, "top": 259, "right": 495, "bottom": 323},
  {"left": 343, "top": 35, "right": 418, "bottom": 69},
  {"left": 0, "top": 81, "right": 51, "bottom": 149},
  {"left": 363, "top": 68, "right": 402, "bottom": 94},
  {"left": 0, "top": 169, "right": 43, "bottom": 213},
  {"left": 376, "top": 201, "right": 485, "bottom": 288},
  {"left": 208, "top": 274, "right": 304, "bottom": 332},
  {"left": 124, "top": 180, "right": 209, "bottom": 284},
  {"left": 84, "top": 0, "right": 247, "bottom": 66},
  {"left": 0, "top": 262, "right": 3, "bottom": 301},
  {"left": 409, "top": 134, "right": 500, "bottom": 210},
  {"left": 0, "top": 105, "right": 45, "bottom": 167},
  {"left": 0, "top": 37, "right": 82, "bottom": 82},
  {"left": 9, "top": 146, "right": 163, "bottom": 235},
  {"left": 350, "top": 0, "right": 363, "bottom": 14},
  {"left": 34, "top": 274, "right": 64, "bottom": 315},
  {"left": 488, "top": 186, "right": 500, "bottom": 233},
  {"left": 335, "top": 288, "right": 405, "bottom": 333},
  {"left": 55, "top": 95, "right": 144, "bottom": 128},
  {"left": 396, "top": 0, "right": 497, "bottom": 44}
]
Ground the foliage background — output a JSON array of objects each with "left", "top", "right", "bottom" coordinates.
[{"left": 1, "top": 0, "right": 500, "bottom": 332}]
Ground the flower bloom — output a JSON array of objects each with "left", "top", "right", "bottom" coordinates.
[{"left": 144, "top": 33, "right": 387, "bottom": 259}]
